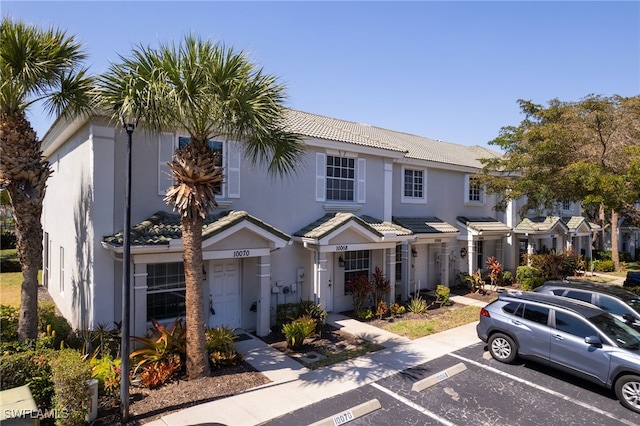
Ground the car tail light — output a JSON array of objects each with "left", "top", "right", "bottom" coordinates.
[{"left": 480, "top": 308, "right": 491, "bottom": 318}]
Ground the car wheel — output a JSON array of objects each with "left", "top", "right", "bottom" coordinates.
[
  {"left": 488, "top": 333, "right": 517, "bottom": 363},
  {"left": 615, "top": 375, "right": 640, "bottom": 413}
]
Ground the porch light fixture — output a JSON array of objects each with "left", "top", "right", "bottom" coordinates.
[
  {"left": 338, "top": 256, "right": 345, "bottom": 267},
  {"left": 411, "top": 248, "right": 418, "bottom": 258},
  {"left": 202, "top": 266, "right": 207, "bottom": 281}
]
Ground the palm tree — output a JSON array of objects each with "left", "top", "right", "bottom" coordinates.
[
  {"left": 0, "top": 18, "right": 93, "bottom": 340},
  {"left": 96, "top": 35, "right": 304, "bottom": 379}
]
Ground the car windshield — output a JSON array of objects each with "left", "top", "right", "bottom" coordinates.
[{"left": 591, "top": 313, "right": 640, "bottom": 350}]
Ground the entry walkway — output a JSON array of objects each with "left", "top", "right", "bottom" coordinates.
[{"left": 146, "top": 295, "right": 485, "bottom": 426}]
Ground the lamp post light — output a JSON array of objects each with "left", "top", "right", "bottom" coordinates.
[{"left": 120, "top": 121, "right": 135, "bottom": 422}]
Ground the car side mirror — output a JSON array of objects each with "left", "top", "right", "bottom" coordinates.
[
  {"left": 585, "top": 335, "right": 602, "bottom": 347},
  {"left": 623, "top": 313, "right": 636, "bottom": 323}
]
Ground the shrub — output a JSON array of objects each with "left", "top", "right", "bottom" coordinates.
[
  {"left": 375, "top": 301, "right": 389, "bottom": 319},
  {"left": 390, "top": 303, "right": 406, "bottom": 316},
  {"left": 131, "top": 318, "right": 186, "bottom": 369},
  {"left": 357, "top": 308, "right": 373, "bottom": 320},
  {"left": 0, "top": 304, "right": 18, "bottom": 341},
  {"left": 130, "top": 318, "right": 185, "bottom": 389},
  {"left": 465, "top": 270, "right": 485, "bottom": 293},
  {"left": 592, "top": 259, "right": 615, "bottom": 272},
  {"left": 516, "top": 265, "right": 542, "bottom": 283},
  {"left": 89, "top": 355, "right": 121, "bottom": 399},
  {"left": 51, "top": 349, "right": 92, "bottom": 425},
  {"left": 138, "top": 356, "right": 181, "bottom": 389},
  {"left": 502, "top": 271, "right": 514, "bottom": 285},
  {"left": 408, "top": 296, "right": 427, "bottom": 314},
  {"left": 346, "top": 274, "right": 372, "bottom": 313},
  {"left": 371, "top": 266, "right": 390, "bottom": 309},
  {"left": 520, "top": 277, "right": 546, "bottom": 291},
  {"left": 38, "top": 301, "right": 72, "bottom": 348},
  {"left": 275, "top": 300, "right": 327, "bottom": 334},
  {"left": 486, "top": 256, "right": 503, "bottom": 287},
  {"left": 282, "top": 316, "right": 315, "bottom": 349},
  {"left": 0, "top": 349, "right": 54, "bottom": 409},
  {"left": 205, "top": 325, "right": 243, "bottom": 368},
  {"left": 435, "top": 285, "right": 451, "bottom": 307}
]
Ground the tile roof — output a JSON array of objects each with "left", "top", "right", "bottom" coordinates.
[
  {"left": 514, "top": 216, "right": 566, "bottom": 233},
  {"left": 283, "top": 109, "right": 502, "bottom": 168},
  {"left": 392, "top": 217, "right": 459, "bottom": 235},
  {"left": 103, "top": 210, "right": 290, "bottom": 247},
  {"left": 561, "top": 216, "right": 587, "bottom": 231},
  {"left": 457, "top": 216, "right": 512, "bottom": 233},
  {"left": 294, "top": 212, "right": 411, "bottom": 240}
]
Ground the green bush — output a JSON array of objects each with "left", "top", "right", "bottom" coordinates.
[
  {"left": 435, "top": 285, "right": 450, "bottom": 307},
  {"left": 38, "top": 301, "right": 72, "bottom": 348},
  {"left": 275, "top": 300, "right": 327, "bottom": 333},
  {"left": 520, "top": 277, "right": 546, "bottom": 291},
  {"left": 51, "top": 349, "right": 92, "bottom": 425},
  {"left": 357, "top": 308, "right": 373, "bottom": 320},
  {"left": 204, "top": 325, "right": 243, "bottom": 367},
  {"left": 282, "top": 316, "right": 315, "bottom": 349},
  {"left": 0, "top": 349, "right": 55, "bottom": 409},
  {"left": 408, "top": 296, "right": 428, "bottom": 314},
  {"left": 0, "top": 304, "right": 19, "bottom": 341},
  {"left": 89, "top": 355, "right": 120, "bottom": 399},
  {"left": 516, "top": 265, "right": 542, "bottom": 282},
  {"left": 592, "top": 259, "right": 615, "bottom": 272}
]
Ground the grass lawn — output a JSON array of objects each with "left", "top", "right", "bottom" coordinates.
[
  {"left": 384, "top": 305, "right": 481, "bottom": 340},
  {"left": 0, "top": 271, "right": 23, "bottom": 307}
]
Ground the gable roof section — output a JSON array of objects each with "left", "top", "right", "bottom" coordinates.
[
  {"left": 102, "top": 210, "right": 290, "bottom": 250},
  {"left": 514, "top": 216, "right": 569, "bottom": 234},
  {"left": 457, "top": 216, "right": 512, "bottom": 235},
  {"left": 392, "top": 217, "right": 459, "bottom": 235},
  {"left": 283, "top": 109, "right": 501, "bottom": 168},
  {"left": 293, "top": 212, "right": 412, "bottom": 244}
]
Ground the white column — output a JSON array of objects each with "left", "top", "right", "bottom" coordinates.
[
  {"left": 385, "top": 247, "right": 396, "bottom": 304},
  {"left": 256, "top": 256, "right": 271, "bottom": 337},
  {"left": 132, "top": 262, "right": 148, "bottom": 338},
  {"left": 383, "top": 160, "right": 393, "bottom": 222}
]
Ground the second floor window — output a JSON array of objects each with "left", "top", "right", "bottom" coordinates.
[
  {"left": 326, "top": 155, "right": 355, "bottom": 201},
  {"left": 465, "top": 175, "right": 484, "bottom": 204},
  {"left": 402, "top": 168, "right": 425, "bottom": 202}
]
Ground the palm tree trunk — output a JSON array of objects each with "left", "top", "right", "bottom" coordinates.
[
  {"left": 0, "top": 111, "right": 51, "bottom": 340},
  {"left": 181, "top": 215, "right": 211, "bottom": 379}
]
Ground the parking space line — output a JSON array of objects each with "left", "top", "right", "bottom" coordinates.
[
  {"left": 370, "top": 382, "right": 458, "bottom": 426},
  {"left": 448, "top": 353, "right": 637, "bottom": 426}
]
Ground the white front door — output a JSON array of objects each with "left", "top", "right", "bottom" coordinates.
[{"left": 208, "top": 260, "right": 241, "bottom": 329}]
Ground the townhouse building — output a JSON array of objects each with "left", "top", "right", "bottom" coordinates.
[{"left": 40, "top": 109, "right": 595, "bottom": 338}]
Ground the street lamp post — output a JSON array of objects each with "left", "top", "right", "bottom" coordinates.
[{"left": 120, "top": 122, "right": 135, "bottom": 422}]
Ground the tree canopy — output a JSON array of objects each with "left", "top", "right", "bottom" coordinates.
[{"left": 478, "top": 94, "right": 640, "bottom": 269}]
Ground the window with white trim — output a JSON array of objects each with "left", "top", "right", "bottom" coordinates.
[
  {"left": 327, "top": 155, "right": 355, "bottom": 201},
  {"left": 147, "top": 262, "right": 186, "bottom": 321},
  {"left": 344, "top": 250, "right": 370, "bottom": 295},
  {"left": 562, "top": 201, "right": 572, "bottom": 211},
  {"left": 475, "top": 240, "right": 484, "bottom": 271},
  {"left": 158, "top": 135, "right": 241, "bottom": 199},
  {"left": 465, "top": 175, "right": 484, "bottom": 205},
  {"left": 402, "top": 168, "right": 425, "bottom": 203},
  {"left": 316, "top": 153, "right": 366, "bottom": 203}
]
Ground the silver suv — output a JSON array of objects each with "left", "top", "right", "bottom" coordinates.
[
  {"left": 476, "top": 291, "right": 640, "bottom": 413},
  {"left": 535, "top": 280, "right": 640, "bottom": 327}
]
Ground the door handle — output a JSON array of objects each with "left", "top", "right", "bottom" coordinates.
[
  {"left": 512, "top": 320, "right": 522, "bottom": 325},
  {"left": 553, "top": 334, "right": 563, "bottom": 340}
]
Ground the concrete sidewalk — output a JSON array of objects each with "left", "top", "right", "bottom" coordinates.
[{"left": 145, "top": 295, "right": 485, "bottom": 426}]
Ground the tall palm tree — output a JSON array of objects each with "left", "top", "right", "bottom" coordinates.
[
  {"left": 0, "top": 18, "right": 93, "bottom": 340},
  {"left": 97, "top": 35, "right": 304, "bottom": 379}
]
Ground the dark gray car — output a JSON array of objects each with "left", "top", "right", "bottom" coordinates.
[
  {"left": 476, "top": 291, "right": 640, "bottom": 413},
  {"left": 534, "top": 280, "right": 640, "bottom": 327}
]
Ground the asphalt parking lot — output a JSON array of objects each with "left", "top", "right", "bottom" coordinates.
[{"left": 264, "top": 342, "right": 640, "bottom": 426}]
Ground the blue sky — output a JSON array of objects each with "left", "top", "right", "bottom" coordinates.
[{"left": 3, "top": 1, "right": 639, "bottom": 149}]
